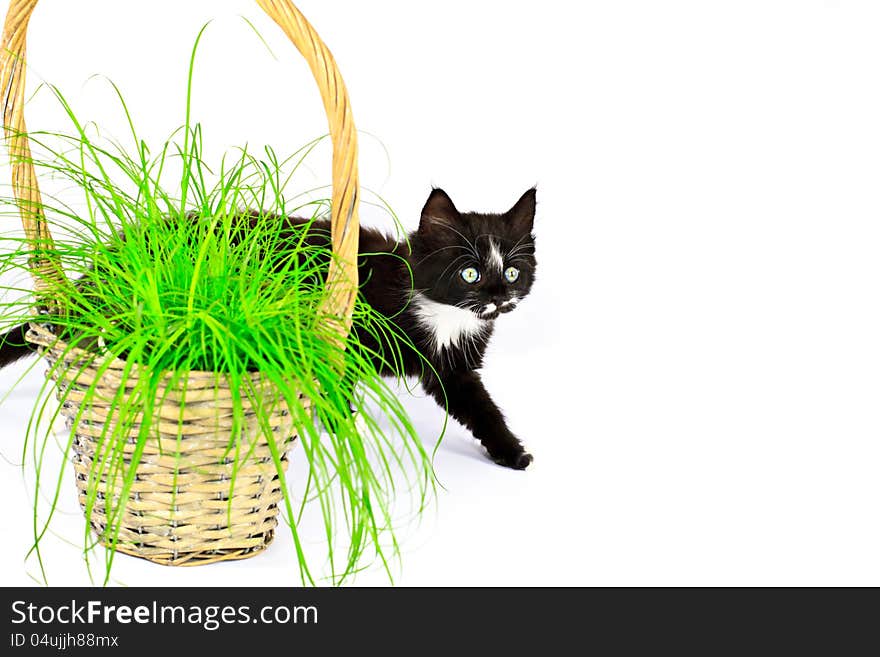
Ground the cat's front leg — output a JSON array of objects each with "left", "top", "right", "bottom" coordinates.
[{"left": 423, "top": 370, "right": 533, "bottom": 470}]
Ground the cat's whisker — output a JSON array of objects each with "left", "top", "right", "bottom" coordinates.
[
  {"left": 506, "top": 248, "right": 533, "bottom": 261},
  {"left": 507, "top": 232, "right": 531, "bottom": 253},
  {"left": 415, "top": 244, "right": 473, "bottom": 265},
  {"left": 436, "top": 253, "right": 473, "bottom": 285},
  {"left": 427, "top": 219, "right": 480, "bottom": 258},
  {"left": 507, "top": 256, "right": 534, "bottom": 268},
  {"left": 506, "top": 242, "right": 535, "bottom": 260}
]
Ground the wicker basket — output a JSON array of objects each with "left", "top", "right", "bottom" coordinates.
[{"left": 0, "top": 0, "right": 360, "bottom": 566}]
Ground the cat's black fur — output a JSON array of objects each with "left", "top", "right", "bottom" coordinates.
[
  {"left": 347, "top": 187, "right": 537, "bottom": 469},
  {"left": 0, "top": 188, "right": 538, "bottom": 469}
]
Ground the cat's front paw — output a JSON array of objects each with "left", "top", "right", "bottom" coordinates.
[{"left": 488, "top": 446, "right": 534, "bottom": 470}]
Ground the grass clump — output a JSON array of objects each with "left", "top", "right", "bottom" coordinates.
[{"left": 0, "top": 33, "right": 434, "bottom": 586}]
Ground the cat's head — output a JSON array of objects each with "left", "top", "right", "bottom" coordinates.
[{"left": 410, "top": 187, "right": 537, "bottom": 320}]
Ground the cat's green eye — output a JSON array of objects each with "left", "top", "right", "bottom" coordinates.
[
  {"left": 504, "top": 266, "right": 520, "bottom": 283},
  {"left": 460, "top": 267, "right": 481, "bottom": 284}
]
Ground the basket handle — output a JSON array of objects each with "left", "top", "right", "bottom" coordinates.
[{"left": 0, "top": 0, "right": 360, "bottom": 337}]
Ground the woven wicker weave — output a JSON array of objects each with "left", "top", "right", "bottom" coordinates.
[{"left": 0, "top": 0, "right": 360, "bottom": 566}]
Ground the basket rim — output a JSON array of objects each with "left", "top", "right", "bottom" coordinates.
[{"left": 25, "top": 321, "right": 312, "bottom": 385}]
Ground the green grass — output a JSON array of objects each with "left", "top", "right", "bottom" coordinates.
[{"left": 0, "top": 27, "right": 435, "bottom": 585}]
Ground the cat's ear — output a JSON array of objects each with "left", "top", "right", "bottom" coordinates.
[
  {"left": 419, "top": 188, "right": 460, "bottom": 236},
  {"left": 507, "top": 187, "right": 537, "bottom": 235}
]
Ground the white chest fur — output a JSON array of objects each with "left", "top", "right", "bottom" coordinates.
[{"left": 411, "top": 293, "right": 490, "bottom": 354}]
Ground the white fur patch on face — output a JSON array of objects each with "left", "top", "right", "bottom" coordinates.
[
  {"left": 488, "top": 239, "right": 505, "bottom": 273},
  {"left": 483, "top": 302, "right": 497, "bottom": 315},
  {"left": 502, "top": 296, "right": 519, "bottom": 307},
  {"left": 412, "top": 292, "right": 490, "bottom": 354}
]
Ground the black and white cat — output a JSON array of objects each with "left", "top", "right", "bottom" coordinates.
[
  {"left": 349, "top": 187, "right": 537, "bottom": 470},
  {"left": 0, "top": 187, "right": 538, "bottom": 469}
]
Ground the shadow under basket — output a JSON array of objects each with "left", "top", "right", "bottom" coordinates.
[{"left": 30, "top": 323, "right": 305, "bottom": 567}]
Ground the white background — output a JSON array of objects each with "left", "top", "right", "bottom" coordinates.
[{"left": 1, "top": 0, "right": 879, "bottom": 586}]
